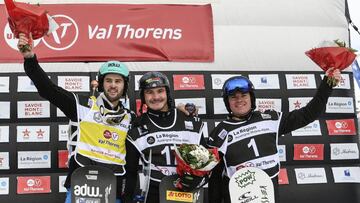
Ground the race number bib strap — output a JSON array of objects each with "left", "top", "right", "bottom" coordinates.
[{"left": 226, "top": 153, "right": 279, "bottom": 178}]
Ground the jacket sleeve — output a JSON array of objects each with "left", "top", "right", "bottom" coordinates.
[
  {"left": 24, "top": 55, "right": 77, "bottom": 121},
  {"left": 208, "top": 157, "right": 224, "bottom": 203},
  {"left": 278, "top": 76, "right": 333, "bottom": 135},
  {"left": 123, "top": 137, "right": 141, "bottom": 202},
  {"left": 195, "top": 117, "right": 208, "bottom": 147},
  {"left": 207, "top": 123, "right": 227, "bottom": 150}
]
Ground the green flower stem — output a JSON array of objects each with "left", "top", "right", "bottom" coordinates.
[
  {"left": 327, "top": 77, "right": 338, "bottom": 87},
  {"left": 19, "top": 44, "right": 31, "bottom": 53}
]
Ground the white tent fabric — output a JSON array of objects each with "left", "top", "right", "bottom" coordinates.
[{"left": 0, "top": 0, "right": 350, "bottom": 72}]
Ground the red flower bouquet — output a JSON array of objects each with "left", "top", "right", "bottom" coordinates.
[
  {"left": 305, "top": 39, "right": 357, "bottom": 86},
  {"left": 174, "top": 144, "right": 219, "bottom": 191},
  {"left": 4, "top": 0, "right": 58, "bottom": 52}
]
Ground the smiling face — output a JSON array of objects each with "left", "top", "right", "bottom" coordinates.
[
  {"left": 103, "top": 73, "right": 125, "bottom": 105},
  {"left": 143, "top": 86, "right": 168, "bottom": 112},
  {"left": 228, "top": 91, "right": 252, "bottom": 117}
]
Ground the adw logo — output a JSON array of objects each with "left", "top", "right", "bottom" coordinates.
[
  {"left": 42, "top": 14, "right": 79, "bottom": 51},
  {"left": 74, "top": 184, "right": 102, "bottom": 198}
]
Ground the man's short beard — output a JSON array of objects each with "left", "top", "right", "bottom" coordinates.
[{"left": 104, "top": 91, "right": 122, "bottom": 102}]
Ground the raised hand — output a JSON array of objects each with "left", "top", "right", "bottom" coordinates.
[
  {"left": 17, "top": 33, "right": 34, "bottom": 58},
  {"left": 325, "top": 67, "right": 342, "bottom": 87}
]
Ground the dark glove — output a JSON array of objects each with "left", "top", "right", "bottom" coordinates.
[
  {"left": 177, "top": 173, "right": 209, "bottom": 192},
  {"left": 185, "top": 103, "right": 196, "bottom": 116}
]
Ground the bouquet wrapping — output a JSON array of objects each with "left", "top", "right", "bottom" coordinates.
[
  {"left": 174, "top": 144, "right": 219, "bottom": 190},
  {"left": 305, "top": 40, "right": 357, "bottom": 86},
  {"left": 175, "top": 144, "right": 219, "bottom": 176},
  {"left": 4, "top": 0, "right": 58, "bottom": 52}
]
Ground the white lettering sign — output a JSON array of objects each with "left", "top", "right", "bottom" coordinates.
[
  {"left": 295, "top": 168, "right": 327, "bottom": 184},
  {"left": 18, "top": 151, "right": 51, "bottom": 169},
  {"left": 286, "top": 74, "right": 316, "bottom": 89},
  {"left": 17, "top": 101, "right": 50, "bottom": 118},
  {"left": 58, "top": 76, "right": 90, "bottom": 92},
  {"left": 326, "top": 97, "right": 354, "bottom": 113}
]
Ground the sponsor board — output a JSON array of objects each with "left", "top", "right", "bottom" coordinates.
[
  {"left": 278, "top": 168, "right": 289, "bottom": 185},
  {"left": 326, "top": 97, "right": 354, "bottom": 113},
  {"left": 332, "top": 167, "right": 360, "bottom": 183},
  {"left": 285, "top": 74, "right": 316, "bottom": 89},
  {"left": 256, "top": 98, "right": 282, "bottom": 112},
  {"left": 295, "top": 168, "right": 327, "bottom": 184},
  {"left": 173, "top": 74, "right": 205, "bottom": 90},
  {"left": 58, "top": 150, "right": 69, "bottom": 168},
  {"left": 160, "top": 175, "right": 204, "bottom": 203},
  {"left": 248, "top": 74, "right": 280, "bottom": 89},
  {"left": 278, "top": 145, "right": 286, "bottom": 162},
  {"left": 0, "top": 177, "right": 9, "bottom": 195},
  {"left": 326, "top": 119, "right": 356, "bottom": 136},
  {"left": 17, "top": 176, "right": 51, "bottom": 194},
  {"left": 293, "top": 144, "right": 324, "bottom": 160},
  {"left": 330, "top": 143, "right": 359, "bottom": 160},
  {"left": 18, "top": 151, "right": 51, "bottom": 169},
  {"left": 291, "top": 120, "right": 321, "bottom": 136},
  {"left": 213, "top": 98, "right": 227, "bottom": 114},
  {"left": 166, "top": 190, "right": 194, "bottom": 202},
  {"left": 134, "top": 75, "right": 143, "bottom": 91},
  {"left": 0, "top": 77, "right": 9, "bottom": 93},
  {"left": 288, "top": 97, "right": 312, "bottom": 111},
  {"left": 58, "top": 124, "right": 69, "bottom": 141},
  {"left": 59, "top": 175, "right": 67, "bottom": 193},
  {"left": 57, "top": 108, "right": 66, "bottom": 117},
  {"left": 16, "top": 126, "right": 50, "bottom": 142},
  {"left": 58, "top": 76, "right": 90, "bottom": 92},
  {"left": 0, "top": 126, "right": 9, "bottom": 143},
  {"left": 17, "top": 101, "right": 50, "bottom": 118},
  {"left": 17, "top": 76, "right": 50, "bottom": 92},
  {"left": 0, "top": 152, "right": 9, "bottom": 170},
  {"left": 211, "top": 74, "right": 240, "bottom": 89},
  {"left": 0, "top": 102, "right": 10, "bottom": 119},
  {"left": 321, "top": 74, "right": 350, "bottom": 89}
]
